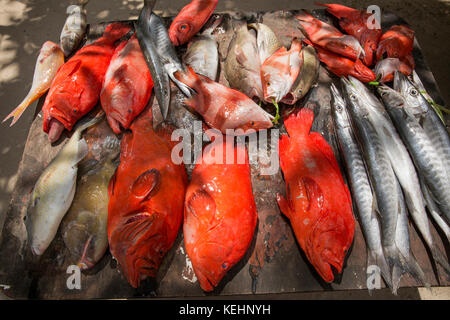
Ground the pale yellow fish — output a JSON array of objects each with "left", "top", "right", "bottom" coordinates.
[
  {"left": 248, "top": 23, "right": 281, "bottom": 63},
  {"left": 28, "top": 113, "right": 103, "bottom": 256},
  {"left": 3, "top": 41, "right": 64, "bottom": 126}
]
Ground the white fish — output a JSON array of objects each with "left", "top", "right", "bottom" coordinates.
[{"left": 60, "top": 3, "right": 88, "bottom": 57}]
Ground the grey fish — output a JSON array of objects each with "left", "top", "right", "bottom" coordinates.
[
  {"left": 247, "top": 22, "right": 281, "bottom": 63},
  {"left": 60, "top": 3, "right": 88, "bottom": 57},
  {"left": 377, "top": 84, "right": 450, "bottom": 276},
  {"left": 27, "top": 112, "right": 104, "bottom": 256},
  {"left": 136, "top": 1, "right": 170, "bottom": 120},
  {"left": 224, "top": 24, "right": 264, "bottom": 100},
  {"left": 282, "top": 45, "right": 319, "bottom": 105},
  {"left": 330, "top": 83, "right": 392, "bottom": 290},
  {"left": 341, "top": 77, "right": 428, "bottom": 294},
  {"left": 182, "top": 16, "right": 221, "bottom": 81}
]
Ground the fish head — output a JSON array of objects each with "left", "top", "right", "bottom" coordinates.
[
  {"left": 63, "top": 210, "right": 104, "bottom": 270},
  {"left": 230, "top": 101, "right": 275, "bottom": 134},
  {"left": 340, "top": 76, "right": 371, "bottom": 118},
  {"left": 393, "top": 70, "right": 423, "bottom": 104},
  {"left": 376, "top": 82, "right": 406, "bottom": 110},
  {"left": 353, "top": 59, "right": 376, "bottom": 83},
  {"left": 169, "top": 20, "right": 195, "bottom": 46},
  {"left": 330, "top": 82, "right": 351, "bottom": 130},
  {"left": 261, "top": 68, "right": 290, "bottom": 103},
  {"left": 374, "top": 58, "right": 400, "bottom": 83}
]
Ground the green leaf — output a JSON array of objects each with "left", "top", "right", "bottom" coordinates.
[{"left": 272, "top": 99, "right": 280, "bottom": 125}]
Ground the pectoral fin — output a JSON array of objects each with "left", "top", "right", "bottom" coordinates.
[{"left": 131, "top": 169, "right": 161, "bottom": 200}]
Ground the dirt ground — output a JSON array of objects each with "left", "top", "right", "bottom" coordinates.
[{"left": 0, "top": 0, "right": 449, "bottom": 300}]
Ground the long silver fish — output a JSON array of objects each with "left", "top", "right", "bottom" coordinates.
[
  {"left": 182, "top": 16, "right": 221, "bottom": 81},
  {"left": 27, "top": 112, "right": 104, "bottom": 256},
  {"left": 330, "top": 83, "right": 392, "bottom": 290},
  {"left": 136, "top": 1, "right": 170, "bottom": 120},
  {"left": 377, "top": 84, "right": 450, "bottom": 276},
  {"left": 60, "top": 1, "right": 88, "bottom": 57},
  {"left": 341, "top": 77, "right": 428, "bottom": 294}
]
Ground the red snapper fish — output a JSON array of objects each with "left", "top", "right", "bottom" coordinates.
[
  {"left": 277, "top": 108, "right": 355, "bottom": 282},
  {"left": 184, "top": 138, "right": 257, "bottom": 291},
  {"left": 260, "top": 38, "right": 303, "bottom": 103},
  {"left": 169, "top": 0, "right": 218, "bottom": 46},
  {"left": 42, "top": 22, "right": 132, "bottom": 143},
  {"left": 295, "top": 10, "right": 364, "bottom": 61},
  {"left": 376, "top": 25, "right": 415, "bottom": 61},
  {"left": 107, "top": 106, "right": 188, "bottom": 288},
  {"left": 317, "top": 3, "right": 382, "bottom": 66},
  {"left": 309, "top": 42, "right": 376, "bottom": 83},
  {"left": 174, "top": 66, "right": 274, "bottom": 134},
  {"left": 100, "top": 34, "right": 153, "bottom": 134}
]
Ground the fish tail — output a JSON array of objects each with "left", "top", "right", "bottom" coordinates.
[
  {"left": 367, "top": 248, "right": 393, "bottom": 291},
  {"left": 315, "top": 3, "right": 358, "bottom": 19},
  {"left": 174, "top": 66, "right": 202, "bottom": 93},
  {"left": 295, "top": 10, "right": 315, "bottom": 22},
  {"left": 429, "top": 246, "right": 450, "bottom": 279},
  {"left": 3, "top": 92, "right": 42, "bottom": 126},
  {"left": 283, "top": 107, "right": 314, "bottom": 137}
]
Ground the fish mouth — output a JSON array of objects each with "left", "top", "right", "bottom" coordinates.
[
  {"left": 31, "top": 246, "right": 44, "bottom": 256},
  {"left": 393, "top": 70, "right": 408, "bottom": 92}
]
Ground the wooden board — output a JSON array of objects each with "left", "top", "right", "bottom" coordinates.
[{"left": 0, "top": 10, "right": 449, "bottom": 299}]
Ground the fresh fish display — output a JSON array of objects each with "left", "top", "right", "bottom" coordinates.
[
  {"left": 277, "top": 107, "right": 355, "bottom": 282},
  {"left": 3, "top": 41, "right": 64, "bottom": 126},
  {"left": 296, "top": 10, "right": 364, "bottom": 61},
  {"left": 27, "top": 113, "right": 104, "bottom": 256},
  {"left": 224, "top": 24, "right": 264, "bottom": 100},
  {"left": 100, "top": 35, "right": 153, "bottom": 134},
  {"left": 317, "top": 3, "right": 382, "bottom": 66},
  {"left": 374, "top": 56, "right": 414, "bottom": 83},
  {"left": 182, "top": 16, "right": 220, "bottom": 80},
  {"left": 281, "top": 45, "right": 319, "bottom": 105},
  {"left": 184, "top": 138, "right": 257, "bottom": 291},
  {"left": 175, "top": 66, "right": 274, "bottom": 134},
  {"left": 169, "top": 0, "right": 218, "bottom": 46},
  {"left": 378, "top": 83, "right": 450, "bottom": 235},
  {"left": 62, "top": 146, "right": 118, "bottom": 270},
  {"left": 59, "top": 3, "right": 88, "bottom": 57},
  {"left": 311, "top": 44, "right": 375, "bottom": 82},
  {"left": 376, "top": 25, "right": 415, "bottom": 61},
  {"left": 341, "top": 77, "right": 428, "bottom": 293},
  {"left": 107, "top": 106, "right": 188, "bottom": 288},
  {"left": 42, "top": 22, "right": 132, "bottom": 143},
  {"left": 136, "top": 2, "right": 170, "bottom": 120},
  {"left": 330, "top": 83, "right": 391, "bottom": 289},
  {"left": 248, "top": 23, "right": 281, "bottom": 63},
  {"left": 261, "top": 38, "right": 303, "bottom": 103}
]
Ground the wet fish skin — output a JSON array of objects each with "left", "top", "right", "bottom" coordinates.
[
  {"left": 60, "top": 4, "right": 88, "bottom": 57},
  {"left": 136, "top": 3, "right": 170, "bottom": 120},
  {"left": 224, "top": 24, "right": 264, "bottom": 101},
  {"left": 376, "top": 25, "right": 414, "bottom": 61},
  {"left": 374, "top": 56, "right": 414, "bottom": 83},
  {"left": 3, "top": 41, "right": 64, "bottom": 126},
  {"left": 341, "top": 77, "right": 427, "bottom": 293},
  {"left": 330, "top": 83, "right": 391, "bottom": 289},
  {"left": 378, "top": 84, "right": 450, "bottom": 228},
  {"left": 28, "top": 113, "right": 104, "bottom": 256},
  {"left": 281, "top": 45, "right": 319, "bottom": 105},
  {"left": 247, "top": 23, "right": 281, "bottom": 63}
]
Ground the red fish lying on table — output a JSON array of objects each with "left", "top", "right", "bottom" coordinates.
[
  {"left": 184, "top": 138, "right": 257, "bottom": 291},
  {"left": 295, "top": 10, "right": 364, "bottom": 61},
  {"left": 277, "top": 108, "right": 355, "bottom": 283},
  {"left": 374, "top": 54, "right": 414, "bottom": 82},
  {"left": 317, "top": 3, "right": 382, "bottom": 66},
  {"left": 107, "top": 106, "right": 187, "bottom": 288},
  {"left": 309, "top": 42, "right": 376, "bottom": 83},
  {"left": 169, "top": 0, "right": 218, "bottom": 46},
  {"left": 100, "top": 35, "right": 153, "bottom": 134},
  {"left": 42, "top": 22, "right": 132, "bottom": 142},
  {"left": 376, "top": 25, "right": 415, "bottom": 61},
  {"left": 174, "top": 66, "right": 274, "bottom": 134}
]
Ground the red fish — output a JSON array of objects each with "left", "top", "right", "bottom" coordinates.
[
  {"left": 174, "top": 66, "right": 274, "bottom": 134},
  {"left": 169, "top": 0, "right": 218, "bottom": 46},
  {"left": 100, "top": 34, "right": 153, "bottom": 134},
  {"left": 107, "top": 106, "right": 188, "bottom": 288},
  {"left": 295, "top": 10, "right": 364, "bottom": 61},
  {"left": 42, "top": 22, "right": 132, "bottom": 143},
  {"left": 308, "top": 41, "right": 376, "bottom": 83},
  {"left": 376, "top": 25, "right": 415, "bottom": 61},
  {"left": 184, "top": 137, "right": 257, "bottom": 291},
  {"left": 374, "top": 53, "right": 415, "bottom": 82},
  {"left": 317, "top": 3, "right": 382, "bottom": 66},
  {"left": 277, "top": 108, "right": 355, "bottom": 283}
]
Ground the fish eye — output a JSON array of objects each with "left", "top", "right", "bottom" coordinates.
[
  {"left": 409, "top": 88, "right": 418, "bottom": 96},
  {"left": 179, "top": 23, "right": 189, "bottom": 32},
  {"left": 350, "top": 94, "right": 356, "bottom": 100},
  {"left": 298, "top": 89, "right": 302, "bottom": 94},
  {"left": 266, "top": 81, "right": 271, "bottom": 87},
  {"left": 336, "top": 105, "right": 343, "bottom": 111},
  {"left": 251, "top": 121, "right": 255, "bottom": 126}
]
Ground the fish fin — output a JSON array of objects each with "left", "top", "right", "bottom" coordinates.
[
  {"left": 367, "top": 248, "right": 393, "bottom": 291},
  {"left": 3, "top": 90, "right": 44, "bottom": 126},
  {"left": 308, "top": 132, "right": 341, "bottom": 176},
  {"left": 302, "top": 177, "right": 324, "bottom": 212},
  {"left": 276, "top": 191, "right": 293, "bottom": 220},
  {"left": 278, "top": 134, "right": 291, "bottom": 172},
  {"left": 429, "top": 245, "right": 450, "bottom": 278},
  {"left": 315, "top": 3, "right": 358, "bottom": 19},
  {"left": 131, "top": 169, "right": 160, "bottom": 200},
  {"left": 108, "top": 169, "right": 117, "bottom": 197},
  {"left": 174, "top": 66, "right": 201, "bottom": 92},
  {"left": 283, "top": 107, "right": 314, "bottom": 138},
  {"left": 74, "top": 138, "right": 89, "bottom": 165},
  {"left": 186, "top": 189, "right": 216, "bottom": 224}
]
